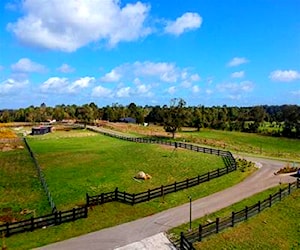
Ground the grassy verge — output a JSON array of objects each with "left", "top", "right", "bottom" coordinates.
[
  {"left": 26, "top": 130, "right": 225, "bottom": 210},
  {"left": 0, "top": 140, "right": 50, "bottom": 223},
  {"left": 169, "top": 186, "right": 300, "bottom": 250}
]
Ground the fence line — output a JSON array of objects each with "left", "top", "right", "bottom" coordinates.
[
  {"left": 86, "top": 126, "right": 236, "bottom": 207},
  {"left": 0, "top": 206, "right": 87, "bottom": 237},
  {"left": 23, "top": 138, "right": 57, "bottom": 213},
  {"left": 180, "top": 179, "right": 300, "bottom": 249},
  {"left": 87, "top": 164, "right": 237, "bottom": 207}
]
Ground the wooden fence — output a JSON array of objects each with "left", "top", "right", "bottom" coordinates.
[
  {"left": 23, "top": 138, "right": 57, "bottom": 213},
  {"left": 87, "top": 126, "right": 234, "bottom": 158},
  {"left": 179, "top": 179, "right": 300, "bottom": 249},
  {"left": 0, "top": 206, "right": 87, "bottom": 237},
  {"left": 86, "top": 126, "right": 236, "bottom": 207},
  {"left": 87, "top": 163, "right": 237, "bottom": 207}
]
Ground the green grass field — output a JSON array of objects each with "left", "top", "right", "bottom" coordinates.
[
  {"left": 169, "top": 186, "right": 300, "bottom": 250},
  {"left": 100, "top": 123, "right": 300, "bottom": 161},
  {"left": 180, "top": 129, "right": 300, "bottom": 161},
  {"left": 26, "top": 130, "right": 226, "bottom": 210},
  {"left": 2, "top": 129, "right": 256, "bottom": 249},
  {"left": 0, "top": 141, "right": 50, "bottom": 223}
]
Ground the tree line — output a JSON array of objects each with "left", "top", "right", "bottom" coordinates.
[{"left": 0, "top": 100, "right": 299, "bottom": 138}]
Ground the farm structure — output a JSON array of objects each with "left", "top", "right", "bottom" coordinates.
[{"left": 31, "top": 126, "right": 52, "bottom": 135}]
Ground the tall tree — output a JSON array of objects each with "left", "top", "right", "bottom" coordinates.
[{"left": 163, "top": 98, "right": 187, "bottom": 139}]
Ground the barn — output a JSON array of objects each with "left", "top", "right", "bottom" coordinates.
[{"left": 31, "top": 126, "right": 52, "bottom": 135}]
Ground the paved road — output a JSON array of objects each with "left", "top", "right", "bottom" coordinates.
[{"left": 37, "top": 156, "right": 297, "bottom": 250}]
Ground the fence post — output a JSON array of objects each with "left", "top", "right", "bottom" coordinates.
[
  {"left": 174, "top": 181, "right": 177, "bottom": 192},
  {"left": 279, "top": 188, "right": 282, "bottom": 201},
  {"left": 245, "top": 206, "right": 248, "bottom": 220},
  {"left": 288, "top": 183, "right": 291, "bottom": 194},
  {"left": 73, "top": 208, "right": 76, "bottom": 221},
  {"left": 59, "top": 211, "right": 62, "bottom": 224},
  {"left": 84, "top": 206, "right": 88, "bottom": 218},
  {"left": 258, "top": 201, "right": 261, "bottom": 212},
  {"left": 231, "top": 211, "right": 235, "bottom": 227},
  {"left": 180, "top": 232, "right": 184, "bottom": 249},
  {"left": 207, "top": 171, "right": 210, "bottom": 181},
  {"left": 297, "top": 178, "right": 300, "bottom": 188},
  {"left": 197, "top": 175, "right": 200, "bottom": 184},
  {"left": 269, "top": 194, "right": 272, "bottom": 207},
  {"left": 198, "top": 224, "right": 202, "bottom": 241},
  {"left": 55, "top": 211, "right": 58, "bottom": 225},
  {"left": 216, "top": 217, "right": 219, "bottom": 233},
  {"left": 186, "top": 178, "right": 189, "bottom": 188},
  {"left": 115, "top": 187, "right": 118, "bottom": 201},
  {"left": 101, "top": 193, "right": 104, "bottom": 204},
  {"left": 6, "top": 222, "right": 9, "bottom": 237},
  {"left": 148, "top": 189, "right": 150, "bottom": 201},
  {"left": 217, "top": 168, "right": 220, "bottom": 177},
  {"left": 31, "top": 216, "right": 34, "bottom": 232},
  {"left": 161, "top": 185, "right": 164, "bottom": 197},
  {"left": 132, "top": 194, "right": 135, "bottom": 206}
]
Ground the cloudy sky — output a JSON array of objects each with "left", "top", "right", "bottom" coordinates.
[{"left": 0, "top": 0, "right": 299, "bottom": 108}]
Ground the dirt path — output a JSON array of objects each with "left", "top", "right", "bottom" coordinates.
[{"left": 36, "top": 156, "right": 297, "bottom": 250}]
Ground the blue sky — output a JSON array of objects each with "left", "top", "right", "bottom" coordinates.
[{"left": 0, "top": 0, "right": 299, "bottom": 109}]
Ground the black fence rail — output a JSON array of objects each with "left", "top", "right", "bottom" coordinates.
[
  {"left": 180, "top": 179, "right": 300, "bottom": 249},
  {"left": 23, "top": 138, "right": 57, "bottom": 213},
  {"left": 87, "top": 163, "right": 237, "bottom": 207},
  {"left": 87, "top": 126, "right": 235, "bottom": 159},
  {"left": 180, "top": 232, "right": 196, "bottom": 250},
  {"left": 0, "top": 206, "right": 87, "bottom": 237}
]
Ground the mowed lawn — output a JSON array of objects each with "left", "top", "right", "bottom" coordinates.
[
  {"left": 26, "top": 130, "right": 225, "bottom": 210},
  {"left": 0, "top": 141, "right": 50, "bottom": 222}
]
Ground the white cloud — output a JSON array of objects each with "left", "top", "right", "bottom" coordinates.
[
  {"left": 192, "top": 85, "right": 200, "bottom": 93},
  {"left": 116, "top": 86, "right": 131, "bottom": 98},
  {"left": 57, "top": 63, "right": 75, "bottom": 73},
  {"left": 227, "top": 57, "right": 249, "bottom": 67},
  {"left": 136, "top": 84, "right": 151, "bottom": 95},
  {"left": 101, "top": 61, "right": 198, "bottom": 85},
  {"left": 269, "top": 70, "right": 300, "bottom": 82},
  {"left": 231, "top": 71, "right": 245, "bottom": 78},
  {"left": 40, "top": 76, "right": 93, "bottom": 93},
  {"left": 92, "top": 85, "right": 113, "bottom": 98},
  {"left": 100, "top": 69, "right": 122, "bottom": 82},
  {"left": 0, "top": 78, "right": 29, "bottom": 94},
  {"left": 165, "top": 12, "right": 202, "bottom": 36},
  {"left": 167, "top": 86, "right": 176, "bottom": 95},
  {"left": 133, "top": 61, "right": 178, "bottom": 82},
  {"left": 217, "top": 81, "right": 254, "bottom": 93},
  {"left": 11, "top": 58, "right": 46, "bottom": 73},
  {"left": 291, "top": 90, "right": 300, "bottom": 97},
  {"left": 68, "top": 77, "right": 94, "bottom": 92},
  {"left": 7, "top": 0, "right": 151, "bottom": 52}
]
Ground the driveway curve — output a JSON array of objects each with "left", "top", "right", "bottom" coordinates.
[{"left": 37, "top": 156, "right": 297, "bottom": 250}]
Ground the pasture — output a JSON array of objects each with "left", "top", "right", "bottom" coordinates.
[
  {"left": 100, "top": 123, "right": 300, "bottom": 161},
  {"left": 26, "top": 129, "right": 225, "bottom": 210},
  {"left": 0, "top": 135, "right": 50, "bottom": 224},
  {"left": 2, "top": 128, "right": 257, "bottom": 249}
]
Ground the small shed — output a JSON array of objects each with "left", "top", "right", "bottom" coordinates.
[{"left": 32, "top": 126, "right": 52, "bottom": 135}]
